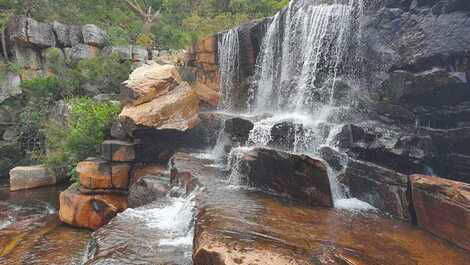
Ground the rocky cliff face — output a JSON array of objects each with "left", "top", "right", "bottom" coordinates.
[{"left": 188, "top": 0, "right": 470, "bottom": 184}]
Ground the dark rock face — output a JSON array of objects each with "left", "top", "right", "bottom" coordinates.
[
  {"left": 234, "top": 147, "right": 333, "bottom": 207},
  {"left": 128, "top": 175, "right": 170, "bottom": 208},
  {"left": 223, "top": 117, "right": 254, "bottom": 146},
  {"left": 339, "top": 158, "right": 412, "bottom": 220}
]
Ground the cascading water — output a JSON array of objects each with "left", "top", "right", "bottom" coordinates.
[
  {"left": 218, "top": 0, "right": 373, "bottom": 209},
  {"left": 217, "top": 28, "right": 240, "bottom": 111}
]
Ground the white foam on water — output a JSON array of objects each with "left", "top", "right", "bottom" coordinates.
[{"left": 335, "top": 198, "right": 377, "bottom": 212}]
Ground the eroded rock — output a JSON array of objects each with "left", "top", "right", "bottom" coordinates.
[
  {"left": 82, "top": 24, "right": 108, "bottom": 47},
  {"left": 77, "top": 159, "right": 130, "bottom": 190},
  {"left": 121, "top": 62, "right": 182, "bottom": 106},
  {"left": 119, "top": 82, "right": 200, "bottom": 132},
  {"left": 411, "top": 174, "right": 470, "bottom": 251},
  {"left": 101, "top": 140, "right": 136, "bottom": 162},
  {"left": 9, "top": 165, "right": 63, "bottom": 191},
  {"left": 233, "top": 147, "right": 333, "bottom": 207},
  {"left": 59, "top": 184, "right": 128, "bottom": 230}
]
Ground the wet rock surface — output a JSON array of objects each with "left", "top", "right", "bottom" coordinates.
[
  {"left": 9, "top": 165, "right": 63, "bottom": 192},
  {"left": 169, "top": 153, "right": 470, "bottom": 265},
  {"left": 0, "top": 181, "right": 90, "bottom": 265},
  {"left": 58, "top": 184, "right": 128, "bottom": 230},
  {"left": 232, "top": 147, "right": 333, "bottom": 207},
  {"left": 411, "top": 174, "right": 470, "bottom": 251}
]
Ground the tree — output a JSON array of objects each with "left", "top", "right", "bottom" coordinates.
[{"left": 126, "top": 0, "right": 161, "bottom": 33}]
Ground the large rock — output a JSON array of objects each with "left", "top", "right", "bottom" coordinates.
[
  {"left": 411, "top": 175, "right": 470, "bottom": 251},
  {"left": 119, "top": 82, "right": 200, "bottom": 132},
  {"left": 101, "top": 140, "right": 135, "bottom": 162},
  {"left": 77, "top": 159, "right": 130, "bottom": 190},
  {"left": 52, "top": 21, "right": 83, "bottom": 47},
  {"left": 121, "top": 62, "right": 182, "bottom": 106},
  {"left": 233, "top": 147, "right": 333, "bottom": 207},
  {"left": 59, "top": 184, "right": 128, "bottom": 230},
  {"left": 102, "top": 45, "right": 148, "bottom": 62},
  {"left": 9, "top": 165, "right": 64, "bottom": 191},
  {"left": 128, "top": 175, "right": 170, "bottom": 208},
  {"left": 339, "top": 158, "right": 411, "bottom": 220},
  {"left": 7, "top": 16, "right": 56, "bottom": 48},
  {"left": 65, "top": 44, "right": 99, "bottom": 61},
  {"left": 82, "top": 24, "right": 108, "bottom": 47}
]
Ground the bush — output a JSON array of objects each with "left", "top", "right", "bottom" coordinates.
[{"left": 45, "top": 97, "right": 121, "bottom": 179}]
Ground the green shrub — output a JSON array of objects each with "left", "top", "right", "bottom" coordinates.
[{"left": 45, "top": 97, "right": 121, "bottom": 179}]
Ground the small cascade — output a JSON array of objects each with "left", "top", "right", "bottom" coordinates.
[
  {"left": 225, "top": 146, "right": 253, "bottom": 186},
  {"left": 218, "top": 29, "right": 240, "bottom": 111}
]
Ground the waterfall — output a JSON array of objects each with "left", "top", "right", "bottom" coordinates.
[
  {"left": 218, "top": 28, "right": 240, "bottom": 111},
  {"left": 215, "top": 0, "right": 371, "bottom": 209}
]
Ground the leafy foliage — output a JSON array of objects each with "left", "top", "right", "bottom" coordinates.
[
  {"left": 0, "top": 0, "right": 287, "bottom": 48},
  {"left": 45, "top": 98, "right": 121, "bottom": 177}
]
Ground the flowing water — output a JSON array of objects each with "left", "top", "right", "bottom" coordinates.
[
  {"left": 0, "top": 180, "right": 90, "bottom": 264},
  {"left": 217, "top": 0, "right": 369, "bottom": 208},
  {"left": 82, "top": 187, "right": 196, "bottom": 265}
]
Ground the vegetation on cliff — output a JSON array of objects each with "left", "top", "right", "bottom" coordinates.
[{"left": 0, "top": 0, "right": 288, "bottom": 48}]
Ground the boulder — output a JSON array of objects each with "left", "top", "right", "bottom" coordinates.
[
  {"left": 52, "top": 21, "right": 82, "bottom": 47},
  {"left": 101, "top": 140, "right": 136, "bottom": 162},
  {"left": 130, "top": 163, "right": 167, "bottom": 184},
  {"left": 410, "top": 175, "right": 470, "bottom": 251},
  {"left": 82, "top": 24, "right": 107, "bottom": 47},
  {"left": 7, "top": 16, "right": 56, "bottom": 48},
  {"left": 224, "top": 117, "right": 254, "bottom": 146},
  {"left": 59, "top": 184, "right": 128, "bottom": 230},
  {"left": 101, "top": 45, "right": 148, "bottom": 62},
  {"left": 339, "top": 158, "right": 411, "bottom": 220},
  {"left": 0, "top": 72, "right": 21, "bottom": 103},
  {"left": 121, "top": 62, "right": 182, "bottom": 106},
  {"left": 9, "top": 165, "right": 62, "bottom": 191},
  {"left": 119, "top": 82, "right": 200, "bottom": 132},
  {"left": 2, "top": 126, "right": 19, "bottom": 141},
  {"left": 66, "top": 44, "right": 99, "bottom": 61},
  {"left": 233, "top": 147, "right": 333, "bottom": 207},
  {"left": 77, "top": 159, "right": 130, "bottom": 190},
  {"left": 128, "top": 175, "right": 170, "bottom": 208}
]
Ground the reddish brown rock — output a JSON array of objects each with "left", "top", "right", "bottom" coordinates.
[
  {"left": 59, "top": 185, "right": 128, "bottom": 230},
  {"left": 77, "top": 160, "right": 130, "bottom": 190},
  {"left": 119, "top": 82, "right": 200, "bottom": 132},
  {"left": 121, "top": 62, "right": 182, "bottom": 106},
  {"left": 233, "top": 147, "right": 333, "bottom": 207},
  {"left": 411, "top": 175, "right": 470, "bottom": 251},
  {"left": 101, "top": 140, "right": 136, "bottom": 162},
  {"left": 130, "top": 163, "right": 167, "bottom": 184}
]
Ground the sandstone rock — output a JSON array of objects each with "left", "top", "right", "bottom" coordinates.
[
  {"left": 12, "top": 45, "right": 42, "bottom": 70},
  {"left": 0, "top": 72, "right": 21, "bottom": 103},
  {"left": 82, "top": 24, "right": 107, "bottom": 47},
  {"left": 411, "top": 175, "right": 470, "bottom": 251},
  {"left": 77, "top": 159, "right": 130, "bottom": 190},
  {"left": 66, "top": 44, "right": 99, "bottom": 61},
  {"left": 119, "top": 82, "right": 200, "bottom": 132},
  {"left": 49, "top": 99, "right": 71, "bottom": 125},
  {"left": 340, "top": 158, "right": 411, "bottom": 220},
  {"left": 130, "top": 163, "right": 167, "bottom": 184},
  {"left": 7, "top": 16, "right": 56, "bottom": 48},
  {"left": 128, "top": 175, "right": 170, "bottom": 208},
  {"left": 59, "top": 184, "right": 128, "bottom": 230},
  {"left": 101, "top": 45, "right": 148, "bottom": 62},
  {"left": 121, "top": 63, "right": 182, "bottom": 106},
  {"left": 52, "top": 21, "right": 82, "bottom": 47},
  {"left": 192, "top": 81, "right": 219, "bottom": 107},
  {"left": 9, "top": 165, "right": 60, "bottom": 191},
  {"left": 233, "top": 147, "right": 333, "bottom": 207},
  {"left": 101, "top": 140, "right": 136, "bottom": 162}
]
